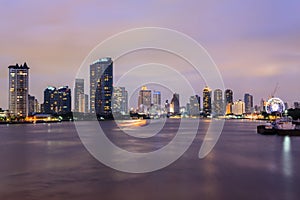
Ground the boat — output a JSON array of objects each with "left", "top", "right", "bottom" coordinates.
[
  {"left": 257, "top": 123, "right": 276, "bottom": 135},
  {"left": 257, "top": 116, "right": 300, "bottom": 136}
]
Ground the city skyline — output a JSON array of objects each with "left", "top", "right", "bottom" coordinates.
[
  {"left": 2, "top": 58, "right": 300, "bottom": 122},
  {"left": 2, "top": 61, "right": 300, "bottom": 113},
  {"left": 0, "top": 1, "right": 300, "bottom": 109}
]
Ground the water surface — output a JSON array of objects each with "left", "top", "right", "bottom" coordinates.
[{"left": 0, "top": 120, "right": 299, "bottom": 200}]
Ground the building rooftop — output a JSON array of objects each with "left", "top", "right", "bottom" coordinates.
[{"left": 8, "top": 62, "right": 30, "bottom": 69}]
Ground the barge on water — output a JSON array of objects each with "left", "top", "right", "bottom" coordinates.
[{"left": 257, "top": 117, "right": 300, "bottom": 136}]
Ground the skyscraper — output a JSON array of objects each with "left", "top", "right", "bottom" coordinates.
[
  {"left": 260, "top": 98, "right": 266, "bottom": 112},
  {"left": 28, "top": 94, "right": 35, "bottom": 116},
  {"left": 203, "top": 86, "right": 212, "bottom": 116},
  {"left": 232, "top": 100, "right": 245, "bottom": 115},
  {"left": 112, "top": 87, "right": 128, "bottom": 115},
  {"left": 213, "top": 89, "right": 224, "bottom": 116},
  {"left": 44, "top": 86, "right": 57, "bottom": 114},
  {"left": 57, "top": 86, "right": 72, "bottom": 114},
  {"left": 138, "top": 86, "right": 151, "bottom": 113},
  {"left": 225, "top": 89, "right": 233, "bottom": 115},
  {"left": 8, "top": 63, "right": 30, "bottom": 117},
  {"left": 225, "top": 89, "right": 233, "bottom": 104},
  {"left": 43, "top": 86, "right": 71, "bottom": 114},
  {"left": 74, "top": 79, "right": 84, "bottom": 112},
  {"left": 153, "top": 90, "right": 161, "bottom": 107},
  {"left": 90, "top": 58, "right": 113, "bottom": 117},
  {"left": 28, "top": 94, "right": 39, "bottom": 116},
  {"left": 189, "top": 95, "right": 200, "bottom": 116},
  {"left": 170, "top": 93, "right": 180, "bottom": 115},
  {"left": 244, "top": 93, "right": 253, "bottom": 114},
  {"left": 79, "top": 94, "right": 89, "bottom": 113}
]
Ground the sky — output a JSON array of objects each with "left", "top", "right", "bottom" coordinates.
[{"left": 1, "top": 0, "right": 300, "bottom": 109}]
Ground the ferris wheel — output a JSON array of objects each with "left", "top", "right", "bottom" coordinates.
[{"left": 265, "top": 97, "right": 285, "bottom": 114}]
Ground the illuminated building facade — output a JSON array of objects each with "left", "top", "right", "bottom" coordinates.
[
  {"left": 43, "top": 86, "right": 58, "bottom": 114},
  {"left": 225, "top": 89, "right": 233, "bottom": 115},
  {"left": 79, "top": 94, "right": 89, "bottom": 113},
  {"left": 153, "top": 90, "right": 161, "bottom": 107},
  {"left": 8, "top": 63, "right": 29, "bottom": 117},
  {"left": 225, "top": 89, "right": 233, "bottom": 105},
  {"left": 57, "top": 86, "right": 72, "bottom": 114},
  {"left": 112, "top": 87, "right": 128, "bottom": 115},
  {"left": 232, "top": 100, "right": 245, "bottom": 115},
  {"left": 203, "top": 86, "right": 212, "bottom": 116},
  {"left": 43, "top": 86, "right": 71, "bottom": 114},
  {"left": 189, "top": 95, "right": 200, "bottom": 116},
  {"left": 74, "top": 79, "right": 85, "bottom": 112},
  {"left": 213, "top": 89, "right": 224, "bottom": 116},
  {"left": 244, "top": 93, "right": 253, "bottom": 114},
  {"left": 138, "top": 86, "right": 151, "bottom": 113},
  {"left": 90, "top": 58, "right": 113, "bottom": 117}
]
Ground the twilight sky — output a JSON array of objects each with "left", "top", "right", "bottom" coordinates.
[{"left": 0, "top": 0, "right": 300, "bottom": 109}]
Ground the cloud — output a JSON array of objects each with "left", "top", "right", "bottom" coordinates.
[{"left": 1, "top": 0, "right": 300, "bottom": 108}]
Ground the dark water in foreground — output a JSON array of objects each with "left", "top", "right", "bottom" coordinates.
[{"left": 0, "top": 120, "right": 299, "bottom": 200}]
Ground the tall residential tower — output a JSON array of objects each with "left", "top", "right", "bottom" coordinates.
[
  {"left": 90, "top": 58, "right": 113, "bottom": 117},
  {"left": 8, "top": 63, "right": 29, "bottom": 117},
  {"left": 74, "top": 79, "right": 85, "bottom": 112},
  {"left": 213, "top": 89, "right": 224, "bottom": 116},
  {"left": 203, "top": 86, "right": 212, "bottom": 116},
  {"left": 244, "top": 93, "right": 254, "bottom": 114},
  {"left": 138, "top": 86, "right": 151, "bottom": 113}
]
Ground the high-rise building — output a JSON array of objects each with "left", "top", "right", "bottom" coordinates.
[
  {"left": 260, "top": 98, "right": 266, "bottom": 112},
  {"left": 78, "top": 94, "right": 89, "bottom": 113},
  {"left": 112, "top": 87, "right": 128, "bottom": 115},
  {"left": 189, "top": 95, "right": 200, "bottom": 116},
  {"left": 43, "top": 86, "right": 58, "bottom": 114},
  {"left": 28, "top": 94, "right": 35, "bottom": 116},
  {"left": 170, "top": 93, "right": 180, "bottom": 115},
  {"left": 138, "top": 86, "right": 151, "bottom": 113},
  {"left": 232, "top": 100, "right": 245, "bottom": 115},
  {"left": 203, "top": 86, "right": 212, "bottom": 116},
  {"left": 74, "top": 79, "right": 84, "bottom": 112},
  {"left": 153, "top": 91, "right": 161, "bottom": 107},
  {"left": 244, "top": 93, "right": 254, "bottom": 114},
  {"left": 90, "top": 57, "right": 113, "bottom": 115},
  {"left": 43, "top": 86, "right": 71, "bottom": 114},
  {"left": 225, "top": 89, "right": 233, "bottom": 105},
  {"left": 213, "top": 89, "right": 224, "bottom": 116},
  {"left": 226, "top": 103, "right": 233, "bottom": 115},
  {"left": 8, "top": 63, "right": 29, "bottom": 117},
  {"left": 28, "top": 94, "right": 39, "bottom": 116},
  {"left": 224, "top": 89, "right": 233, "bottom": 115},
  {"left": 57, "top": 86, "right": 72, "bottom": 114}
]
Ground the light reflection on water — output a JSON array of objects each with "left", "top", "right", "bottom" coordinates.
[
  {"left": 282, "top": 136, "right": 292, "bottom": 177},
  {"left": 0, "top": 120, "right": 300, "bottom": 200}
]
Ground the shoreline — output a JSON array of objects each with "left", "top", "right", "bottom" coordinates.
[{"left": 0, "top": 118, "right": 268, "bottom": 125}]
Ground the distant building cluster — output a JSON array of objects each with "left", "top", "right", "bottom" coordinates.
[{"left": 4, "top": 59, "right": 300, "bottom": 121}]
